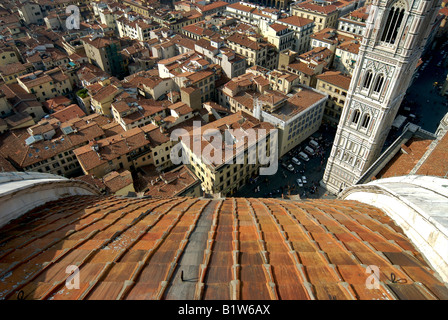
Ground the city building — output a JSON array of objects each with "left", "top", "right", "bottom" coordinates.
[
  {"left": 333, "top": 39, "right": 361, "bottom": 76},
  {"left": 219, "top": 70, "right": 327, "bottom": 156},
  {"left": 76, "top": 169, "right": 136, "bottom": 196},
  {"left": 279, "top": 48, "right": 330, "bottom": 87},
  {"left": 17, "top": 68, "right": 73, "bottom": 102},
  {"left": 316, "top": 71, "right": 352, "bottom": 125},
  {"left": 0, "top": 120, "right": 105, "bottom": 177},
  {"left": 226, "top": 32, "right": 278, "bottom": 69},
  {"left": 337, "top": 5, "right": 369, "bottom": 38},
  {"left": 110, "top": 98, "right": 167, "bottom": 131},
  {"left": 291, "top": 0, "right": 339, "bottom": 33},
  {"left": 0, "top": 62, "right": 34, "bottom": 84},
  {"left": 261, "top": 23, "right": 295, "bottom": 52},
  {"left": 88, "top": 79, "right": 124, "bottom": 116},
  {"left": 0, "top": 47, "right": 20, "bottom": 67},
  {"left": 277, "top": 15, "right": 315, "bottom": 53},
  {"left": 116, "top": 17, "right": 159, "bottom": 41},
  {"left": 82, "top": 35, "right": 125, "bottom": 78},
  {"left": 73, "top": 124, "right": 173, "bottom": 178},
  {"left": 180, "top": 111, "right": 275, "bottom": 195},
  {"left": 254, "top": 85, "right": 327, "bottom": 157},
  {"left": 17, "top": 1, "right": 44, "bottom": 25},
  {"left": 226, "top": 2, "right": 314, "bottom": 53},
  {"left": 136, "top": 164, "right": 202, "bottom": 197}
]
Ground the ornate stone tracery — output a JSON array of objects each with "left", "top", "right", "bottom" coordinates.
[{"left": 322, "top": 0, "right": 439, "bottom": 195}]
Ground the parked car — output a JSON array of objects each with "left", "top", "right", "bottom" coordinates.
[
  {"left": 302, "top": 176, "right": 307, "bottom": 184},
  {"left": 299, "top": 152, "right": 310, "bottom": 161},
  {"left": 309, "top": 140, "right": 319, "bottom": 149},
  {"left": 292, "top": 157, "right": 301, "bottom": 165},
  {"left": 296, "top": 178, "right": 303, "bottom": 187},
  {"left": 287, "top": 164, "right": 294, "bottom": 172},
  {"left": 304, "top": 146, "right": 315, "bottom": 156}
]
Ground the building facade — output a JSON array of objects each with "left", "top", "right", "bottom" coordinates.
[
  {"left": 322, "top": 0, "right": 442, "bottom": 195},
  {"left": 316, "top": 71, "right": 351, "bottom": 125}
]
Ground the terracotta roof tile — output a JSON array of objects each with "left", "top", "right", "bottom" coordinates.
[
  {"left": 279, "top": 15, "right": 314, "bottom": 28},
  {"left": 50, "top": 104, "right": 86, "bottom": 123},
  {"left": 316, "top": 70, "right": 352, "bottom": 90},
  {"left": 294, "top": 0, "right": 338, "bottom": 14},
  {"left": 0, "top": 195, "right": 447, "bottom": 300},
  {"left": 416, "top": 132, "right": 448, "bottom": 177},
  {"left": 377, "top": 137, "right": 433, "bottom": 179}
]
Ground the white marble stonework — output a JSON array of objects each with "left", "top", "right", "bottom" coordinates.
[
  {"left": 0, "top": 172, "right": 100, "bottom": 228},
  {"left": 340, "top": 175, "right": 448, "bottom": 283}
]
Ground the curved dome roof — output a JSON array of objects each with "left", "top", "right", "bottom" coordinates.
[
  {"left": 0, "top": 187, "right": 447, "bottom": 300},
  {"left": 0, "top": 172, "right": 101, "bottom": 229},
  {"left": 340, "top": 175, "right": 448, "bottom": 284}
]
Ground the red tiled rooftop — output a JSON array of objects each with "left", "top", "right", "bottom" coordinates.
[
  {"left": 0, "top": 196, "right": 447, "bottom": 300},
  {"left": 377, "top": 137, "right": 433, "bottom": 179},
  {"left": 416, "top": 131, "right": 448, "bottom": 177},
  {"left": 294, "top": 0, "right": 338, "bottom": 14},
  {"left": 316, "top": 71, "right": 352, "bottom": 90},
  {"left": 50, "top": 104, "right": 86, "bottom": 123}
]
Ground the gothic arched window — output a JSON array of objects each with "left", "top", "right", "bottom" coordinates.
[
  {"left": 361, "top": 114, "right": 371, "bottom": 129},
  {"left": 380, "top": 1, "right": 406, "bottom": 45},
  {"left": 373, "top": 74, "right": 385, "bottom": 94},
  {"left": 352, "top": 109, "right": 361, "bottom": 124},
  {"left": 362, "top": 70, "right": 373, "bottom": 89}
]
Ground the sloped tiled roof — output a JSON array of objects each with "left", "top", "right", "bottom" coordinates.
[
  {"left": 377, "top": 137, "right": 433, "bottom": 179},
  {"left": 0, "top": 196, "right": 447, "bottom": 300},
  {"left": 294, "top": 0, "right": 338, "bottom": 14},
  {"left": 279, "top": 15, "right": 314, "bottom": 28},
  {"left": 415, "top": 132, "right": 448, "bottom": 177},
  {"left": 316, "top": 71, "right": 352, "bottom": 90}
]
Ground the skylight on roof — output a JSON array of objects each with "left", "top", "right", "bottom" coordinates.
[{"left": 62, "top": 126, "right": 74, "bottom": 135}]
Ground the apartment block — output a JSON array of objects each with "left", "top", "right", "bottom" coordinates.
[
  {"left": 226, "top": 32, "right": 278, "bottom": 70},
  {"left": 82, "top": 35, "right": 125, "bottom": 78},
  {"left": 111, "top": 98, "right": 167, "bottom": 131},
  {"left": 116, "top": 17, "right": 159, "bottom": 41},
  {"left": 137, "top": 164, "right": 202, "bottom": 198},
  {"left": 333, "top": 40, "right": 360, "bottom": 76},
  {"left": 0, "top": 62, "right": 34, "bottom": 84},
  {"left": 315, "top": 70, "right": 351, "bottom": 125},
  {"left": 0, "top": 47, "right": 20, "bottom": 67},
  {"left": 291, "top": 0, "right": 339, "bottom": 33},
  {"left": 17, "top": 68, "right": 73, "bottom": 102},
  {"left": 261, "top": 23, "right": 295, "bottom": 52},
  {"left": 0, "top": 119, "right": 105, "bottom": 177},
  {"left": 337, "top": 5, "right": 369, "bottom": 38},
  {"left": 18, "top": 1, "right": 44, "bottom": 25},
  {"left": 180, "top": 111, "right": 275, "bottom": 195},
  {"left": 219, "top": 70, "right": 327, "bottom": 156},
  {"left": 73, "top": 124, "right": 173, "bottom": 178}
]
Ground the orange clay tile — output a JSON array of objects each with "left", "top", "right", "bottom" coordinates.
[{"left": 0, "top": 196, "right": 447, "bottom": 300}]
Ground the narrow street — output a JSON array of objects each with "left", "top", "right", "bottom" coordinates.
[{"left": 234, "top": 125, "right": 337, "bottom": 199}]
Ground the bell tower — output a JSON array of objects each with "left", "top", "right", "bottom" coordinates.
[{"left": 322, "top": 0, "right": 442, "bottom": 194}]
